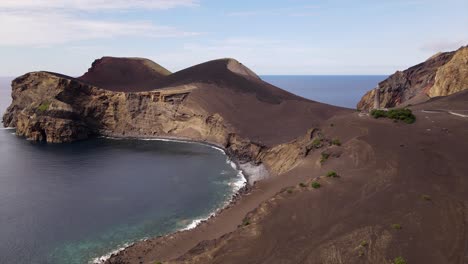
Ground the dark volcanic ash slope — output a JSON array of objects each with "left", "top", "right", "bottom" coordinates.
[
  {"left": 357, "top": 45, "right": 468, "bottom": 110},
  {"left": 78, "top": 56, "right": 171, "bottom": 92}
]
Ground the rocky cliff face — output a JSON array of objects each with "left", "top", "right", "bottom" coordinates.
[
  {"left": 3, "top": 71, "right": 227, "bottom": 144},
  {"left": 357, "top": 46, "right": 468, "bottom": 110}
]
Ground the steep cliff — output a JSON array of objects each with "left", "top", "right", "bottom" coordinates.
[{"left": 357, "top": 46, "right": 468, "bottom": 110}]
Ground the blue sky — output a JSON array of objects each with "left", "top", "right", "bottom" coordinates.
[{"left": 0, "top": 0, "right": 467, "bottom": 76}]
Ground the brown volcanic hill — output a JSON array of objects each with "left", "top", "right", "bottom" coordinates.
[
  {"left": 357, "top": 45, "right": 468, "bottom": 110},
  {"left": 157, "top": 58, "right": 298, "bottom": 104},
  {"left": 78, "top": 56, "right": 171, "bottom": 92},
  {"left": 150, "top": 58, "right": 344, "bottom": 146}
]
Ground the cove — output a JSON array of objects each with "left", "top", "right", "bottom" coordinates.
[{"left": 0, "top": 131, "right": 244, "bottom": 264}]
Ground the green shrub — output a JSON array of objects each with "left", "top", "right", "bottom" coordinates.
[
  {"left": 387, "top": 108, "right": 415, "bottom": 124},
  {"left": 320, "top": 153, "right": 330, "bottom": 164},
  {"left": 311, "top": 182, "right": 321, "bottom": 189},
  {"left": 360, "top": 241, "right": 368, "bottom": 247},
  {"left": 370, "top": 109, "right": 387, "bottom": 118},
  {"left": 287, "top": 188, "right": 293, "bottom": 194},
  {"left": 326, "top": 171, "right": 338, "bottom": 178},
  {"left": 370, "top": 108, "right": 415, "bottom": 124},
  {"left": 299, "top": 182, "right": 307, "bottom": 187},
  {"left": 331, "top": 139, "right": 341, "bottom": 146},
  {"left": 37, "top": 102, "right": 50, "bottom": 112},
  {"left": 391, "top": 223, "right": 402, "bottom": 230},
  {"left": 393, "top": 257, "right": 407, "bottom": 264},
  {"left": 243, "top": 218, "right": 251, "bottom": 226}
]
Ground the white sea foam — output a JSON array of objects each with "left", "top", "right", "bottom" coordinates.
[
  {"left": 101, "top": 136, "right": 226, "bottom": 153},
  {"left": 90, "top": 243, "right": 133, "bottom": 264}
]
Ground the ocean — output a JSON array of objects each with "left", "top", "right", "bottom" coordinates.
[
  {"left": 0, "top": 75, "right": 385, "bottom": 263},
  {"left": 262, "top": 75, "right": 386, "bottom": 108}
]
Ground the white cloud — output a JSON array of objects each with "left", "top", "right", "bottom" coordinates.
[
  {"left": 0, "top": 0, "right": 200, "bottom": 47},
  {"left": 0, "top": 11, "right": 199, "bottom": 46},
  {"left": 0, "top": 0, "right": 198, "bottom": 11}
]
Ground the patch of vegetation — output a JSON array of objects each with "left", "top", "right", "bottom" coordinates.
[
  {"left": 320, "top": 153, "right": 330, "bottom": 164},
  {"left": 358, "top": 250, "right": 365, "bottom": 257},
  {"left": 393, "top": 256, "right": 407, "bottom": 264},
  {"left": 311, "top": 182, "right": 321, "bottom": 189},
  {"left": 242, "top": 218, "right": 251, "bottom": 226},
  {"left": 299, "top": 182, "right": 307, "bottom": 187},
  {"left": 326, "top": 171, "right": 338, "bottom": 178},
  {"left": 37, "top": 102, "right": 50, "bottom": 112},
  {"left": 331, "top": 139, "right": 341, "bottom": 146},
  {"left": 312, "top": 138, "right": 323, "bottom": 148},
  {"left": 370, "top": 108, "right": 416, "bottom": 124},
  {"left": 287, "top": 188, "right": 293, "bottom": 194},
  {"left": 421, "top": 194, "right": 431, "bottom": 201},
  {"left": 360, "top": 241, "right": 368, "bottom": 247},
  {"left": 370, "top": 109, "right": 387, "bottom": 118},
  {"left": 391, "top": 223, "right": 402, "bottom": 230}
]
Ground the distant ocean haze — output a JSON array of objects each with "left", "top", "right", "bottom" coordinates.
[{"left": 261, "top": 75, "right": 386, "bottom": 108}]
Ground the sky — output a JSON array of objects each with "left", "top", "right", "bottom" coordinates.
[{"left": 0, "top": 0, "right": 467, "bottom": 76}]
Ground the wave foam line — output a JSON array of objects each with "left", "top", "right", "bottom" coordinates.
[
  {"left": 90, "top": 242, "right": 133, "bottom": 264},
  {"left": 101, "top": 136, "right": 226, "bottom": 153}
]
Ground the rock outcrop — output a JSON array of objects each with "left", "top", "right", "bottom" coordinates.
[{"left": 357, "top": 45, "right": 468, "bottom": 110}]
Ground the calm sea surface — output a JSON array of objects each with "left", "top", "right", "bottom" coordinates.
[
  {"left": 262, "top": 75, "right": 386, "bottom": 108},
  {"left": 0, "top": 75, "right": 384, "bottom": 263}
]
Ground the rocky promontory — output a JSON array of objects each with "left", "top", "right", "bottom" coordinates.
[
  {"left": 357, "top": 46, "right": 468, "bottom": 110},
  {"left": 2, "top": 57, "right": 347, "bottom": 176}
]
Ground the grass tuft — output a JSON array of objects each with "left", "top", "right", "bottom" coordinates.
[
  {"left": 312, "top": 138, "right": 323, "bottom": 148},
  {"left": 331, "top": 139, "right": 341, "bottom": 146},
  {"left": 393, "top": 257, "right": 407, "bottom": 264},
  {"left": 311, "top": 182, "right": 321, "bottom": 189},
  {"left": 326, "top": 171, "right": 338, "bottom": 178},
  {"left": 391, "top": 223, "right": 402, "bottom": 230},
  {"left": 320, "top": 153, "right": 330, "bottom": 164},
  {"left": 37, "top": 102, "right": 50, "bottom": 112}
]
